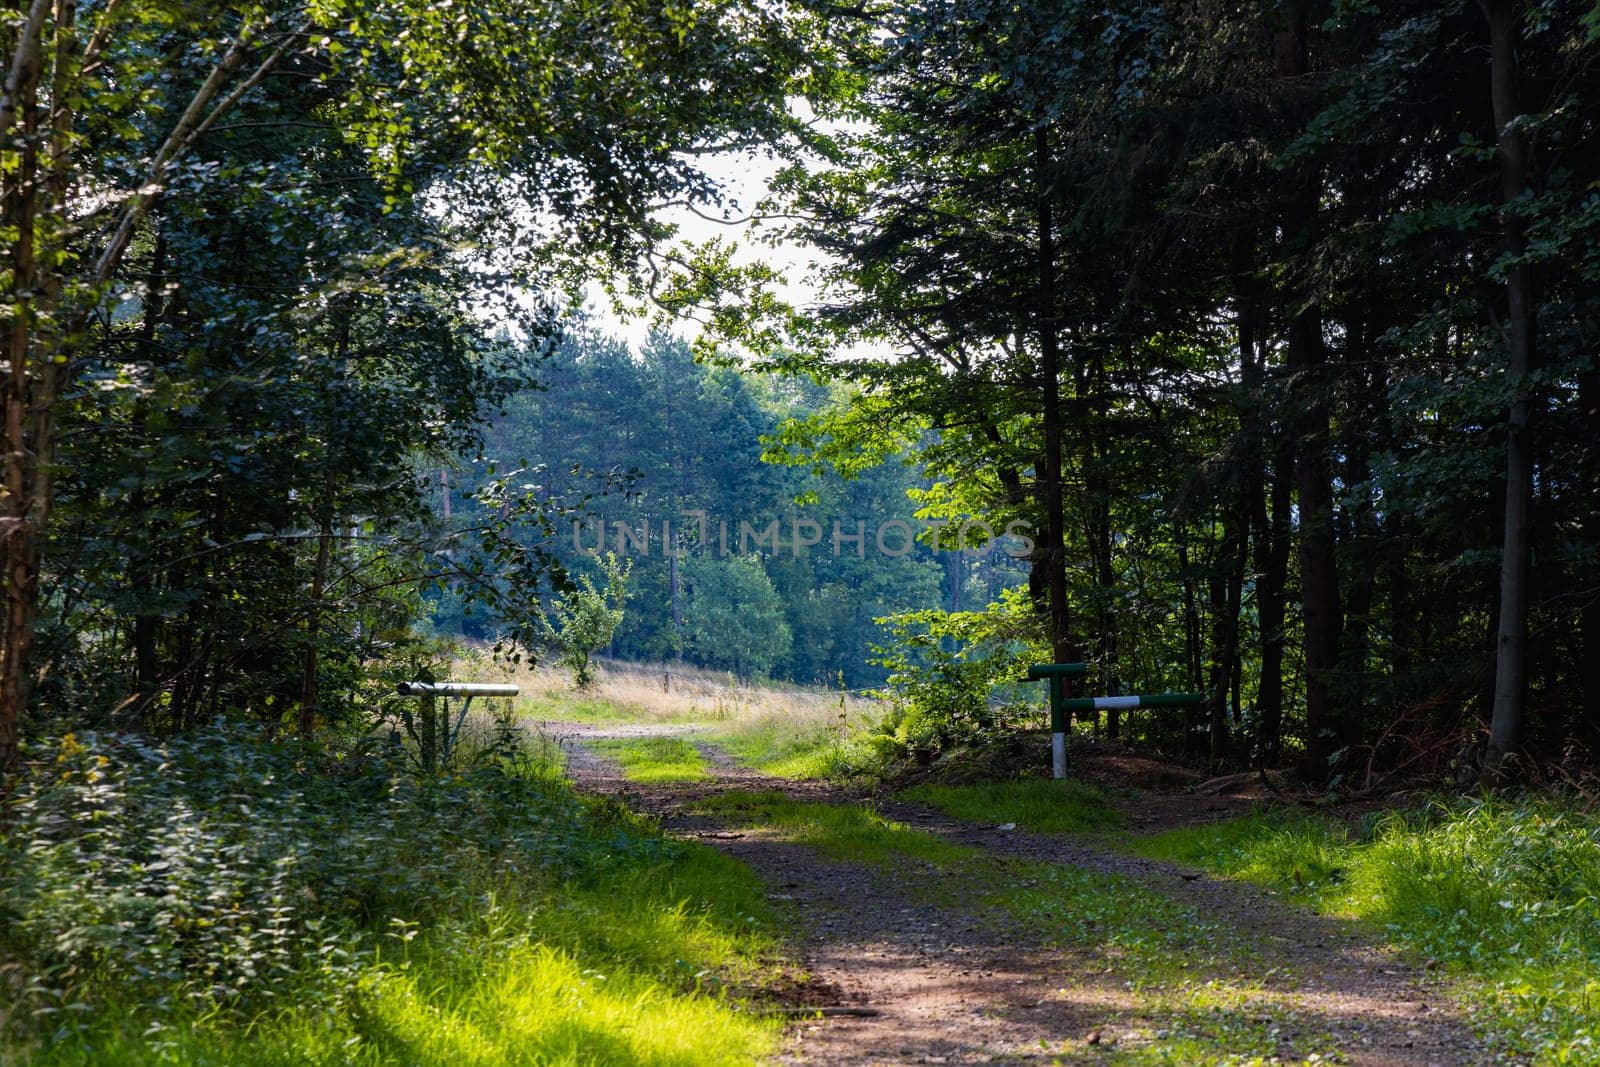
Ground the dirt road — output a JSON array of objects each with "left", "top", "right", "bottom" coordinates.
[{"left": 546, "top": 721, "right": 1483, "bottom": 1066}]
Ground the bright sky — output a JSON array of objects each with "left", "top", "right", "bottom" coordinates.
[{"left": 585, "top": 116, "right": 831, "bottom": 351}]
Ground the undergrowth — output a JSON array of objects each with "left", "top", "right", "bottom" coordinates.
[
  {"left": 1134, "top": 798, "right": 1600, "bottom": 1064},
  {"left": 0, "top": 729, "right": 787, "bottom": 1065}
]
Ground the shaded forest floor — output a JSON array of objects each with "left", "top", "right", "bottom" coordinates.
[{"left": 545, "top": 719, "right": 1480, "bottom": 1066}]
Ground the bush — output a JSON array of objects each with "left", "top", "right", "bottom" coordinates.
[
  {"left": 1, "top": 730, "right": 579, "bottom": 1019},
  {"left": 871, "top": 597, "right": 1043, "bottom": 761},
  {"left": 0, "top": 726, "right": 783, "bottom": 1064},
  {"left": 540, "top": 553, "right": 630, "bottom": 689}
]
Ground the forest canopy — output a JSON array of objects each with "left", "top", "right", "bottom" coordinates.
[
  {"left": 1, "top": 0, "right": 1597, "bottom": 785},
  {"left": 4, "top": 2, "right": 1600, "bottom": 1065}
]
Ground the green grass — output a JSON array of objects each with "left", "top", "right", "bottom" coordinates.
[
  {"left": 1132, "top": 799, "right": 1600, "bottom": 1064},
  {"left": 518, "top": 693, "right": 666, "bottom": 725},
  {"left": 690, "top": 790, "right": 972, "bottom": 866},
  {"left": 706, "top": 717, "right": 882, "bottom": 780},
  {"left": 898, "top": 777, "right": 1126, "bottom": 834},
  {"left": 589, "top": 737, "right": 710, "bottom": 783},
  {"left": 4, "top": 734, "right": 788, "bottom": 1066}
]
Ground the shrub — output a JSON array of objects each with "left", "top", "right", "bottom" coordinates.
[
  {"left": 870, "top": 596, "right": 1043, "bottom": 760},
  {"left": 0, "top": 727, "right": 648, "bottom": 1031}
]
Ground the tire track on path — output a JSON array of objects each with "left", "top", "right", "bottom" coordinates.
[{"left": 540, "top": 719, "right": 1484, "bottom": 1066}]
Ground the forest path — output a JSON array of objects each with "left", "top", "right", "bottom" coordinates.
[{"left": 538, "top": 719, "right": 1483, "bottom": 1066}]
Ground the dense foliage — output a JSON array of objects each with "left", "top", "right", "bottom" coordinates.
[
  {"left": 732, "top": 0, "right": 1600, "bottom": 781},
  {"left": 1, "top": 0, "right": 819, "bottom": 755},
  {"left": 0, "top": 728, "right": 785, "bottom": 1064},
  {"left": 7, "top": 0, "right": 1593, "bottom": 784}
]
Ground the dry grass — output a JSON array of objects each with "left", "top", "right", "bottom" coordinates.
[{"left": 453, "top": 649, "right": 876, "bottom": 730}]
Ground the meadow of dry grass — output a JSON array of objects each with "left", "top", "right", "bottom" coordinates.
[
  {"left": 450, "top": 651, "right": 884, "bottom": 778},
  {"left": 460, "top": 651, "right": 871, "bottom": 726}
]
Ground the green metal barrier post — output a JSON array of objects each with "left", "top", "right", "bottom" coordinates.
[
  {"left": 1026, "top": 663, "right": 1205, "bottom": 778},
  {"left": 1025, "top": 662, "right": 1088, "bottom": 777}
]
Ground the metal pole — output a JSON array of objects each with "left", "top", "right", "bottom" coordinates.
[
  {"left": 1049, "top": 675, "right": 1068, "bottom": 779},
  {"left": 1061, "top": 692, "right": 1205, "bottom": 712},
  {"left": 1027, "top": 663, "right": 1088, "bottom": 780}
]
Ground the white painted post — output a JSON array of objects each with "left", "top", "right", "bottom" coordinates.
[{"left": 1052, "top": 731, "right": 1067, "bottom": 779}]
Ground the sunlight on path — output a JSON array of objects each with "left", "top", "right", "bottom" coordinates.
[{"left": 545, "top": 718, "right": 1479, "bottom": 1067}]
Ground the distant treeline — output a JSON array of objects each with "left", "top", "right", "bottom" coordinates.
[{"left": 431, "top": 331, "right": 1028, "bottom": 687}]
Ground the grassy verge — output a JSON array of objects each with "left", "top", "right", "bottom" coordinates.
[
  {"left": 1, "top": 731, "right": 789, "bottom": 1066},
  {"left": 898, "top": 778, "right": 1127, "bottom": 834},
  {"left": 590, "top": 736, "right": 710, "bottom": 783},
  {"left": 1133, "top": 799, "right": 1600, "bottom": 1064},
  {"left": 706, "top": 716, "right": 880, "bottom": 780}
]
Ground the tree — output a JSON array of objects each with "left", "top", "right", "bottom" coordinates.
[
  {"left": 1483, "top": 0, "right": 1538, "bottom": 782},
  {"left": 2, "top": 0, "right": 817, "bottom": 767},
  {"left": 685, "top": 555, "right": 791, "bottom": 680},
  {"left": 541, "top": 554, "right": 629, "bottom": 689},
  {"left": 743, "top": 0, "right": 1600, "bottom": 781},
  {"left": 2, "top": 3, "right": 316, "bottom": 767}
]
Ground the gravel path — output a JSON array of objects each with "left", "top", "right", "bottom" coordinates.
[{"left": 540, "top": 719, "right": 1487, "bottom": 1066}]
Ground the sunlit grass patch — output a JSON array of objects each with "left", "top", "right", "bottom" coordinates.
[
  {"left": 708, "top": 715, "right": 882, "bottom": 780},
  {"left": 30, "top": 935, "right": 783, "bottom": 1067},
  {"left": 1130, "top": 799, "right": 1600, "bottom": 1063},
  {"left": 348, "top": 942, "right": 784, "bottom": 1067},
  {"left": 690, "top": 790, "right": 973, "bottom": 866},
  {"left": 2, "top": 732, "right": 790, "bottom": 1067},
  {"left": 1133, "top": 809, "right": 1351, "bottom": 903},
  {"left": 519, "top": 691, "right": 636, "bottom": 724},
  {"left": 589, "top": 737, "right": 710, "bottom": 783},
  {"left": 899, "top": 778, "right": 1126, "bottom": 834}
]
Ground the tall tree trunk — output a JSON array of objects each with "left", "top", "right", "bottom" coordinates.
[
  {"left": 0, "top": 9, "right": 48, "bottom": 772},
  {"left": 1289, "top": 305, "right": 1344, "bottom": 783},
  {"left": 1034, "top": 125, "right": 1077, "bottom": 676},
  {"left": 1274, "top": 4, "right": 1345, "bottom": 783},
  {"left": 1254, "top": 452, "right": 1292, "bottom": 765},
  {"left": 1581, "top": 366, "right": 1600, "bottom": 743},
  {"left": 1483, "top": 0, "right": 1537, "bottom": 783}
]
